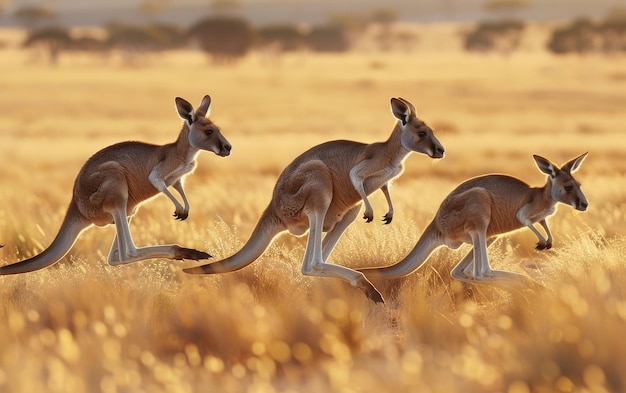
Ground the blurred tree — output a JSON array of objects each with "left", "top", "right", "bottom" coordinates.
[
  {"left": 151, "top": 24, "right": 188, "bottom": 48},
  {"left": 188, "top": 17, "right": 254, "bottom": 63},
  {"left": 327, "top": 9, "right": 411, "bottom": 52},
  {"left": 547, "top": 19, "right": 599, "bottom": 55},
  {"left": 23, "top": 26, "right": 70, "bottom": 65},
  {"left": 599, "top": 10, "right": 626, "bottom": 55},
  {"left": 328, "top": 12, "right": 370, "bottom": 48},
  {"left": 463, "top": 20, "right": 525, "bottom": 55},
  {"left": 256, "top": 24, "right": 307, "bottom": 66},
  {"left": 107, "top": 23, "right": 186, "bottom": 50},
  {"left": 546, "top": 16, "right": 626, "bottom": 56},
  {"left": 13, "top": 5, "right": 56, "bottom": 29},
  {"left": 257, "top": 24, "right": 306, "bottom": 52},
  {"left": 107, "top": 23, "right": 159, "bottom": 52},
  {"left": 106, "top": 23, "right": 186, "bottom": 64},
  {"left": 471, "top": 0, "right": 528, "bottom": 56},
  {"left": 307, "top": 25, "right": 350, "bottom": 52}
]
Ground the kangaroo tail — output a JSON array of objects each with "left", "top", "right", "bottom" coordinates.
[
  {"left": 358, "top": 222, "right": 444, "bottom": 280},
  {"left": 0, "top": 200, "right": 92, "bottom": 275},
  {"left": 184, "top": 207, "right": 284, "bottom": 274}
]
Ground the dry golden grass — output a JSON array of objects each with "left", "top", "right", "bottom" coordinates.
[{"left": 1, "top": 24, "right": 625, "bottom": 392}]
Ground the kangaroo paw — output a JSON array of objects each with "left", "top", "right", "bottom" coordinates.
[
  {"left": 382, "top": 213, "right": 393, "bottom": 225},
  {"left": 535, "top": 242, "right": 552, "bottom": 250},
  {"left": 173, "top": 211, "right": 189, "bottom": 221}
]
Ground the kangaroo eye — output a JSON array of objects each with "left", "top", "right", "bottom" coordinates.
[
  {"left": 564, "top": 185, "right": 573, "bottom": 192},
  {"left": 417, "top": 131, "right": 426, "bottom": 138},
  {"left": 205, "top": 129, "right": 213, "bottom": 136}
]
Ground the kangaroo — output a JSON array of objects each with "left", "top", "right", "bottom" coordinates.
[
  {"left": 184, "top": 97, "right": 445, "bottom": 303},
  {"left": 0, "top": 95, "right": 231, "bottom": 275},
  {"left": 357, "top": 153, "right": 588, "bottom": 284}
]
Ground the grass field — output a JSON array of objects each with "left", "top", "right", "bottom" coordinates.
[{"left": 1, "top": 24, "right": 626, "bottom": 392}]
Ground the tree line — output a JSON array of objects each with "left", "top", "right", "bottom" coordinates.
[
  {"left": 463, "top": 14, "right": 626, "bottom": 56},
  {"left": 19, "top": 12, "right": 626, "bottom": 65},
  {"left": 21, "top": 16, "right": 373, "bottom": 65},
  {"left": 547, "top": 16, "right": 626, "bottom": 56}
]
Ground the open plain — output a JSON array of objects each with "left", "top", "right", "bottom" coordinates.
[{"left": 0, "top": 24, "right": 625, "bottom": 392}]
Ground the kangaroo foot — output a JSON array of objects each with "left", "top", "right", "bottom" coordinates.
[
  {"left": 173, "top": 246, "right": 211, "bottom": 260},
  {"left": 357, "top": 280, "right": 385, "bottom": 304}
]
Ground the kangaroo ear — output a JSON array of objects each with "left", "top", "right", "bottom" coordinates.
[
  {"left": 397, "top": 97, "right": 416, "bottom": 115},
  {"left": 562, "top": 152, "right": 588, "bottom": 174},
  {"left": 195, "top": 95, "right": 212, "bottom": 118},
  {"left": 175, "top": 97, "right": 195, "bottom": 125},
  {"left": 533, "top": 154, "right": 559, "bottom": 178},
  {"left": 390, "top": 97, "right": 414, "bottom": 126}
]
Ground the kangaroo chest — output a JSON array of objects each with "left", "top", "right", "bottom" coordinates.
[
  {"left": 163, "top": 160, "right": 196, "bottom": 186},
  {"left": 362, "top": 165, "right": 403, "bottom": 194},
  {"left": 523, "top": 204, "right": 556, "bottom": 223}
]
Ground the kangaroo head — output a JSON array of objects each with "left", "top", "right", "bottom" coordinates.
[
  {"left": 175, "top": 95, "right": 232, "bottom": 157},
  {"left": 391, "top": 97, "right": 445, "bottom": 159},
  {"left": 533, "top": 152, "right": 589, "bottom": 211}
]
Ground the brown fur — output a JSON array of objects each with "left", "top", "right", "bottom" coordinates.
[
  {"left": 184, "top": 97, "right": 445, "bottom": 303},
  {"left": 0, "top": 95, "right": 230, "bottom": 275},
  {"left": 359, "top": 153, "right": 589, "bottom": 284}
]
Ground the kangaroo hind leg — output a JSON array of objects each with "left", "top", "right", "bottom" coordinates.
[
  {"left": 301, "top": 201, "right": 383, "bottom": 303},
  {"left": 321, "top": 204, "right": 360, "bottom": 262},
  {"left": 107, "top": 207, "right": 210, "bottom": 265},
  {"left": 98, "top": 168, "right": 209, "bottom": 266},
  {"left": 459, "top": 231, "right": 529, "bottom": 285},
  {"left": 451, "top": 237, "right": 497, "bottom": 281}
]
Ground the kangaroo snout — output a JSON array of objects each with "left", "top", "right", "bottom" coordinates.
[
  {"left": 218, "top": 142, "right": 232, "bottom": 157},
  {"left": 432, "top": 145, "right": 445, "bottom": 159}
]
